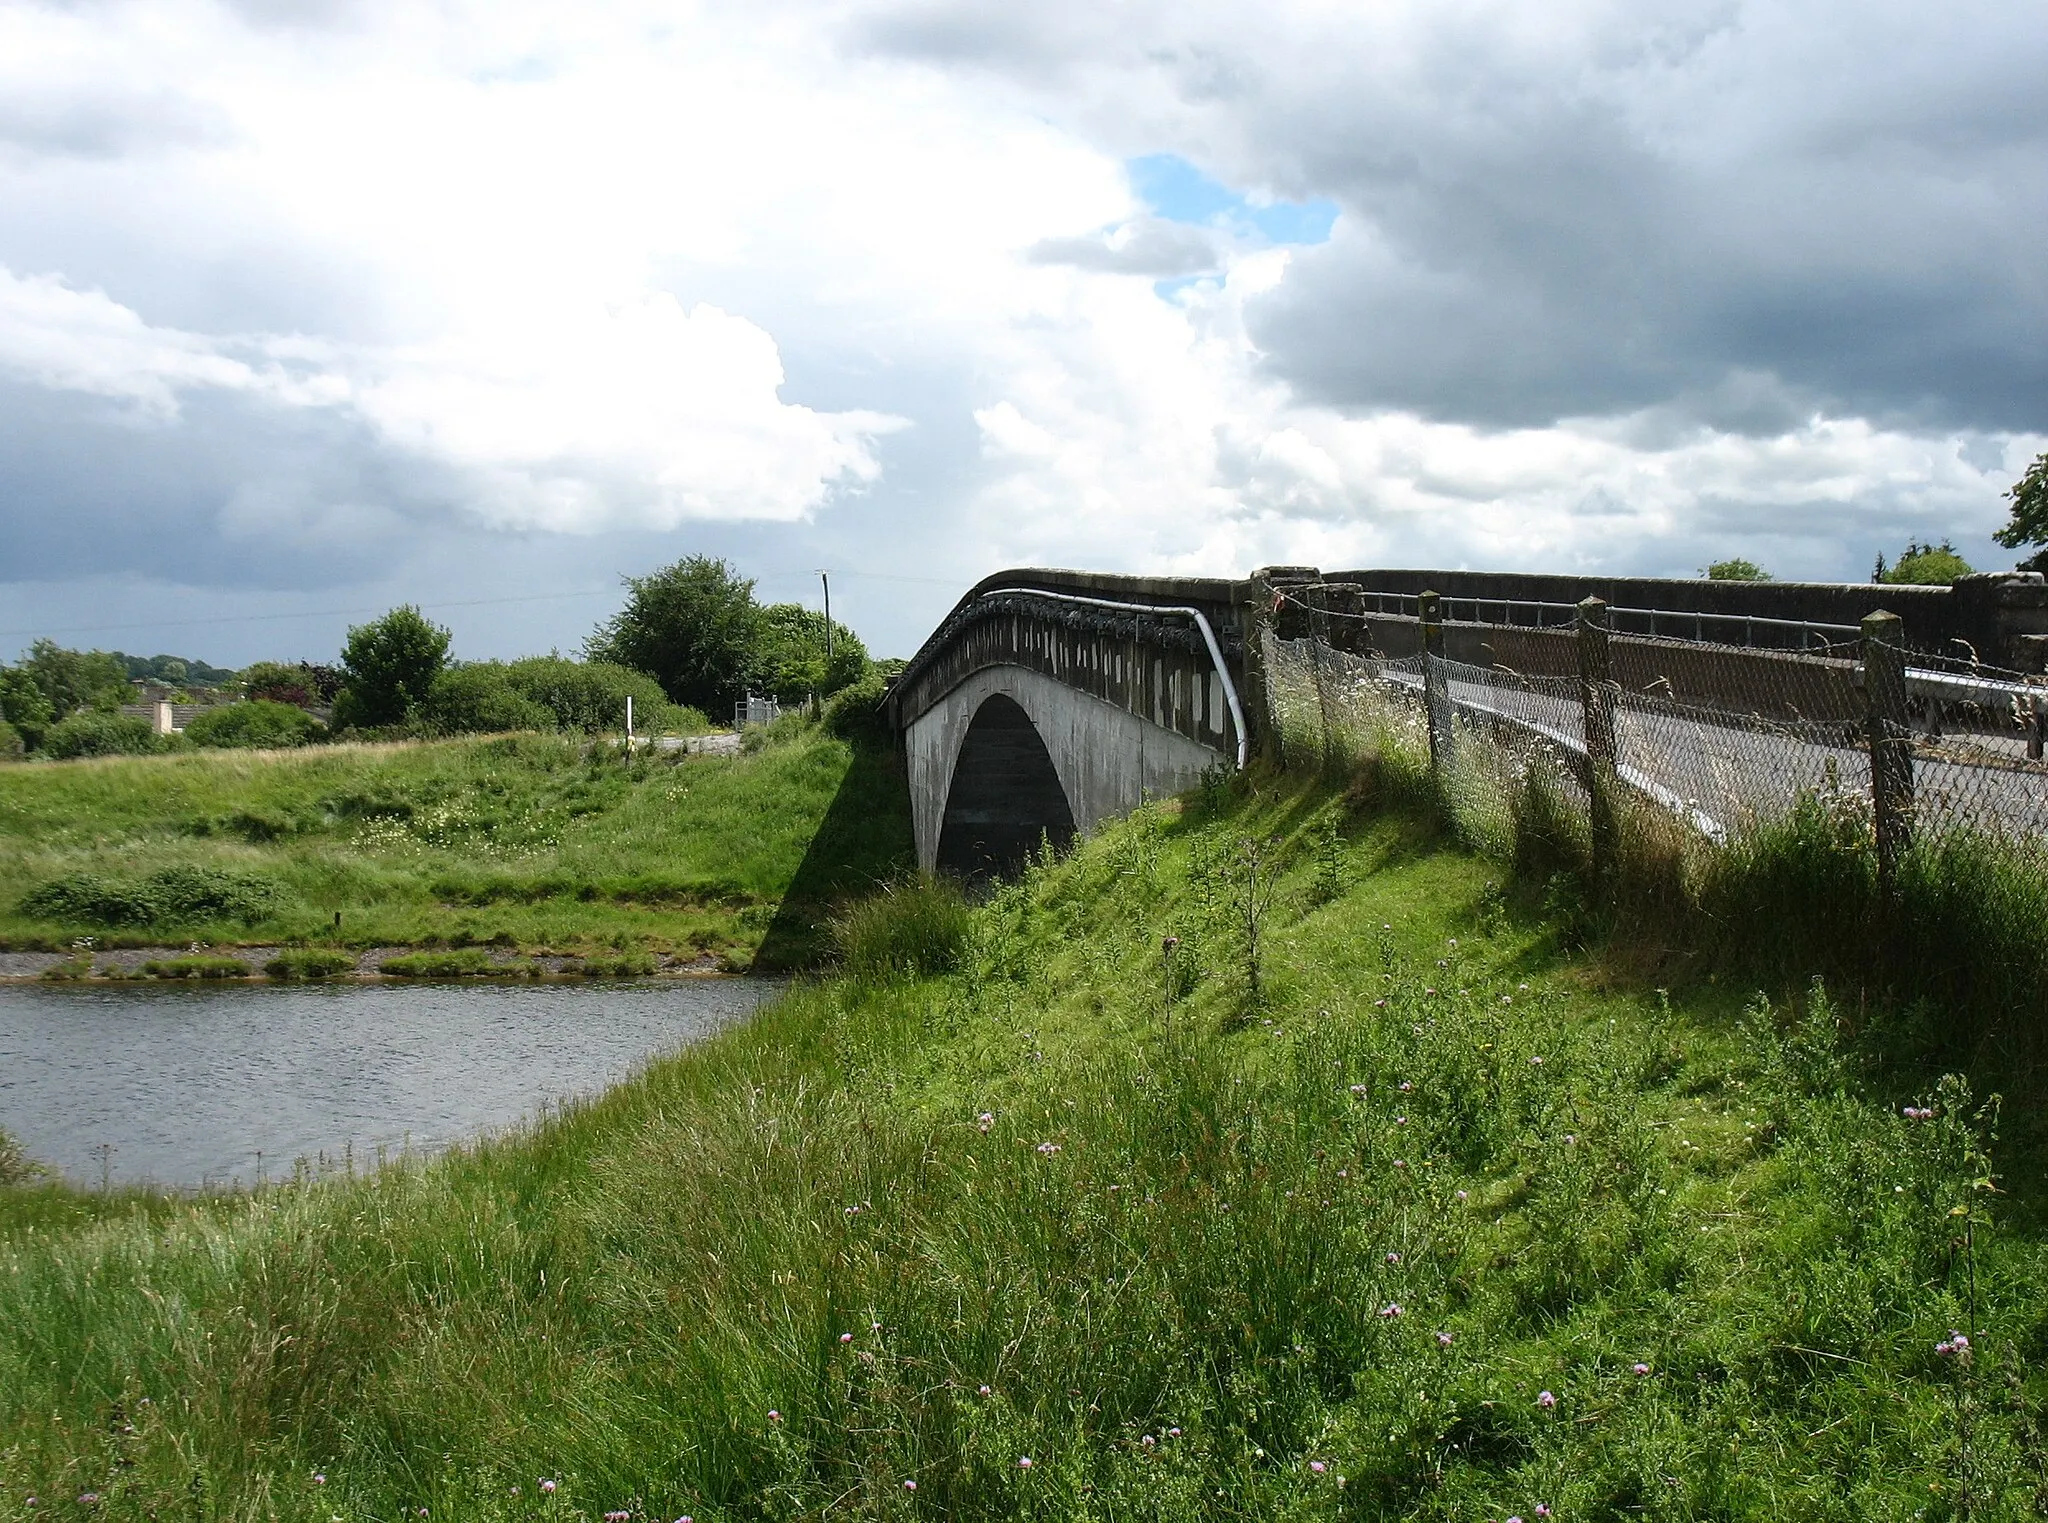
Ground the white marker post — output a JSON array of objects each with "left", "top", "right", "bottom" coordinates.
[{"left": 625, "top": 694, "right": 634, "bottom": 754}]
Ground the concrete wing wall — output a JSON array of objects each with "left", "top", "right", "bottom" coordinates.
[{"left": 906, "top": 664, "right": 1226, "bottom": 873}]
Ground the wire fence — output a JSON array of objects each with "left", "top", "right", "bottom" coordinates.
[{"left": 1262, "top": 590, "right": 2048, "bottom": 877}]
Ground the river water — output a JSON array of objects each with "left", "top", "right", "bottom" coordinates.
[{"left": 0, "top": 978, "right": 774, "bottom": 1189}]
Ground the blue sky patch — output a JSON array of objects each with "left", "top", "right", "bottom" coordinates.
[{"left": 1127, "top": 153, "right": 1338, "bottom": 245}]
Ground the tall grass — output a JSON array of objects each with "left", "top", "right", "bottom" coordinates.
[
  {"left": 6, "top": 773, "right": 2045, "bottom": 1517},
  {"left": 0, "top": 726, "right": 912, "bottom": 963}
]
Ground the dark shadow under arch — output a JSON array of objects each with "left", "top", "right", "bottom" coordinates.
[{"left": 936, "top": 693, "right": 1076, "bottom": 883}]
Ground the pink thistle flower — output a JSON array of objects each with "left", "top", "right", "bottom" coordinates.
[
  {"left": 540, "top": 1480, "right": 558, "bottom": 1494},
  {"left": 978, "top": 1385, "right": 992, "bottom": 1397},
  {"left": 1633, "top": 1362, "right": 1651, "bottom": 1375},
  {"left": 1167, "top": 1427, "right": 1181, "bottom": 1437},
  {"left": 1379, "top": 1303, "right": 1404, "bottom": 1318},
  {"left": 903, "top": 1481, "right": 916, "bottom": 1492},
  {"left": 1310, "top": 1461, "right": 1326, "bottom": 1474},
  {"left": 1386, "top": 1250, "right": 1401, "bottom": 1264},
  {"left": 1036, "top": 1141, "right": 1062, "bottom": 1155},
  {"left": 1455, "top": 1189, "right": 1469, "bottom": 1200},
  {"left": 1436, "top": 1331, "right": 1454, "bottom": 1347},
  {"left": 768, "top": 1409, "right": 782, "bottom": 1423},
  {"left": 1536, "top": 1507, "right": 1551, "bottom": 1518},
  {"left": 977, "top": 1112, "right": 995, "bottom": 1132},
  {"left": 1018, "top": 1457, "right": 1032, "bottom": 1469},
  {"left": 1537, "top": 1390, "right": 1557, "bottom": 1409},
  {"left": 312, "top": 1475, "right": 326, "bottom": 1485}
]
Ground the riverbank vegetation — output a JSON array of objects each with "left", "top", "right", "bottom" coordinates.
[
  {"left": 5, "top": 765, "right": 2044, "bottom": 1517},
  {"left": 0, "top": 702, "right": 911, "bottom": 967}
]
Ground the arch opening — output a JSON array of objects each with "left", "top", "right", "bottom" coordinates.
[{"left": 936, "top": 694, "right": 1076, "bottom": 883}]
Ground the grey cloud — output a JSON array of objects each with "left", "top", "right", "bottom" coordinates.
[
  {"left": 1026, "top": 218, "right": 1218, "bottom": 276},
  {"left": 0, "top": 88, "right": 233, "bottom": 160}
]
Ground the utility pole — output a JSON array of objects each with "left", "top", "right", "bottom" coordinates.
[{"left": 819, "top": 571, "right": 834, "bottom": 671}]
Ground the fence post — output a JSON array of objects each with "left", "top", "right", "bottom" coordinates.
[
  {"left": 1420, "top": 590, "right": 1453, "bottom": 783},
  {"left": 1862, "top": 610, "right": 1914, "bottom": 895},
  {"left": 1576, "top": 597, "right": 1619, "bottom": 884}
]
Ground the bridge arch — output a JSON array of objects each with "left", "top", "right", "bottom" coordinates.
[
  {"left": 935, "top": 694, "right": 1077, "bottom": 881},
  {"left": 906, "top": 664, "right": 1226, "bottom": 877}
]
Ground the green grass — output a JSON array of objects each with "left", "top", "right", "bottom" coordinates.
[
  {"left": 5, "top": 770, "right": 2044, "bottom": 1518},
  {"left": 0, "top": 727, "right": 913, "bottom": 967}
]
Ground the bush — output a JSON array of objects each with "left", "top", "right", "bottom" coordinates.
[
  {"left": 19, "top": 866, "right": 281, "bottom": 928},
  {"left": 831, "top": 876, "right": 971, "bottom": 981},
  {"left": 379, "top": 949, "right": 499, "bottom": 978},
  {"left": 264, "top": 949, "right": 356, "bottom": 980},
  {"left": 40, "top": 712, "right": 167, "bottom": 760},
  {"left": 184, "top": 700, "right": 326, "bottom": 750},
  {"left": 0, "top": 1126, "right": 48, "bottom": 1187},
  {"left": 0, "top": 720, "right": 20, "bottom": 760},
  {"left": 335, "top": 606, "right": 451, "bottom": 728},
  {"left": 586, "top": 555, "right": 761, "bottom": 717},
  {"left": 503, "top": 657, "right": 704, "bottom": 735},
  {"left": 821, "top": 671, "right": 890, "bottom": 741},
  {"left": 422, "top": 666, "right": 555, "bottom": 736},
  {"left": 141, "top": 955, "right": 251, "bottom": 979}
]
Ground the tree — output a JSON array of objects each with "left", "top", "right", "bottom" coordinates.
[
  {"left": 754, "top": 603, "right": 870, "bottom": 703},
  {"left": 18, "top": 641, "right": 130, "bottom": 717},
  {"left": 1995, "top": 451, "right": 2048, "bottom": 570},
  {"left": 586, "top": 557, "right": 762, "bottom": 716},
  {"left": 1878, "top": 539, "right": 1974, "bottom": 586},
  {"left": 1702, "top": 558, "right": 1772, "bottom": 582},
  {"left": 333, "top": 606, "right": 451, "bottom": 728}
]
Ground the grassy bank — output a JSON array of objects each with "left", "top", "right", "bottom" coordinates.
[
  {"left": 4, "top": 770, "right": 2043, "bottom": 1518},
  {"left": 0, "top": 723, "right": 911, "bottom": 968}
]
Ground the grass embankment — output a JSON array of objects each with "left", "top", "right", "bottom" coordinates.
[
  {"left": 0, "top": 723, "right": 911, "bottom": 968},
  {"left": 5, "top": 772, "right": 2045, "bottom": 1517}
]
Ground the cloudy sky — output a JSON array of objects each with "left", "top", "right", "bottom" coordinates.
[{"left": 1, "top": 0, "right": 2042, "bottom": 664}]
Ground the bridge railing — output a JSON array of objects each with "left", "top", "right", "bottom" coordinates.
[{"left": 1260, "top": 585, "right": 2048, "bottom": 893}]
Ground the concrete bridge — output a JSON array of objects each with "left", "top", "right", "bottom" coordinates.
[
  {"left": 886, "top": 563, "right": 2048, "bottom": 881},
  {"left": 880, "top": 569, "right": 1263, "bottom": 879}
]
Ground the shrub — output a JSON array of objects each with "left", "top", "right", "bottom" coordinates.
[
  {"left": 422, "top": 666, "right": 555, "bottom": 736},
  {"left": 141, "top": 955, "right": 251, "bottom": 979},
  {"left": 0, "top": 720, "right": 20, "bottom": 760},
  {"left": 379, "top": 948, "right": 498, "bottom": 978},
  {"left": 264, "top": 949, "right": 356, "bottom": 980},
  {"left": 0, "top": 1126, "right": 48, "bottom": 1187},
  {"left": 334, "top": 606, "right": 451, "bottom": 727},
  {"left": 832, "top": 876, "right": 971, "bottom": 981},
  {"left": 41, "top": 712, "right": 166, "bottom": 760},
  {"left": 586, "top": 555, "right": 761, "bottom": 717},
  {"left": 822, "top": 671, "right": 890, "bottom": 741},
  {"left": 184, "top": 700, "right": 326, "bottom": 750},
  {"left": 19, "top": 866, "right": 281, "bottom": 927},
  {"left": 502, "top": 657, "right": 704, "bottom": 735}
]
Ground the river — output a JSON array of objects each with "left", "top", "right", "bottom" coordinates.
[{"left": 0, "top": 977, "right": 774, "bottom": 1190}]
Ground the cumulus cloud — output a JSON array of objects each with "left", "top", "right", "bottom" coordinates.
[{"left": 0, "top": 0, "right": 2042, "bottom": 663}]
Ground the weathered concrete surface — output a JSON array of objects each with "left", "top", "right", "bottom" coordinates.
[{"left": 907, "top": 664, "right": 1224, "bottom": 874}]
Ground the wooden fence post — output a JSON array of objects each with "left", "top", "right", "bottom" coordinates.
[
  {"left": 1420, "top": 590, "right": 1453, "bottom": 783},
  {"left": 1862, "top": 610, "right": 1914, "bottom": 895},
  {"left": 1577, "top": 597, "right": 1619, "bottom": 884}
]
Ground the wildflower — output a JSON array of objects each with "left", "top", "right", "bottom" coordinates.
[
  {"left": 1018, "top": 1457, "right": 1033, "bottom": 1469},
  {"left": 1436, "top": 959, "right": 1449, "bottom": 968},
  {"left": 977, "top": 1112, "right": 995, "bottom": 1132},
  {"left": 541, "top": 1480, "right": 558, "bottom": 1494},
  {"left": 1530, "top": 1056, "right": 1544, "bottom": 1067},
  {"left": 1385, "top": 1250, "right": 1401, "bottom": 1264},
  {"left": 605, "top": 1511, "right": 630, "bottom": 1521},
  {"left": 313, "top": 1476, "right": 326, "bottom": 1486},
  {"left": 1507, "top": 1516, "right": 1523, "bottom": 1523},
  {"left": 872, "top": 1320, "right": 882, "bottom": 1331},
  {"left": 1392, "top": 1159, "right": 1407, "bottom": 1169},
  {"left": 768, "top": 1409, "right": 782, "bottom": 1423},
  {"left": 1349, "top": 1084, "right": 1368, "bottom": 1096},
  {"left": 1536, "top": 1506, "right": 1552, "bottom": 1517},
  {"left": 1518, "top": 983, "right": 1529, "bottom": 991},
  {"left": 1310, "top": 1461, "right": 1327, "bottom": 1475},
  {"left": 1398, "top": 1080, "right": 1413, "bottom": 1092},
  {"left": 1141, "top": 1434, "right": 1155, "bottom": 1448},
  {"left": 1633, "top": 1362, "right": 1651, "bottom": 1375},
  {"left": 1424, "top": 988, "right": 1437, "bottom": 996},
  {"left": 1501, "top": 995, "right": 1513, "bottom": 1005},
  {"left": 1162, "top": 935, "right": 1180, "bottom": 954},
  {"left": 1537, "top": 1390, "right": 1557, "bottom": 1409},
  {"left": 1436, "top": 1331, "right": 1454, "bottom": 1347},
  {"left": 840, "top": 1331, "right": 854, "bottom": 1343},
  {"left": 1379, "top": 1303, "right": 1404, "bottom": 1318},
  {"left": 903, "top": 1481, "right": 916, "bottom": 1492},
  {"left": 1447, "top": 938, "right": 1458, "bottom": 948},
  {"left": 1167, "top": 1427, "right": 1181, "bottom": 1438},
  {"left": 1456, "top": 1189, "right": 1468, "bottom": 1200},
  {"left": 1562, "top": 1133, "right": 1577, "bottom": 1145},
  {"left": 978, "top": 1385, "right": 993, "bottom": 1397},
  {"left": 1036, "top": 1141, "right": 1062, "bottom": 1155},
  {"left": 1374, "top": 998, "right": 1387, "bottom": 1008},
  {"left": 78, "top": 1497, "right": 100, "bottom": 1508}
]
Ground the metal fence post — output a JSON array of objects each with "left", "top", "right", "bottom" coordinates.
[
  {"left": 1420, "top": 589, "right": 1453, "bottom": 783},
  {"left": 1862, "top": 610, "right": 1914, "bottom": 895},
  {"left": 1577, "top": 597, "right": 1619, "bottom": 880}
]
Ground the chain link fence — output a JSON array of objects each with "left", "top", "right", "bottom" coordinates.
[{"left": 1262, "top": 589, "right": 2048, "bottom": 879}]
